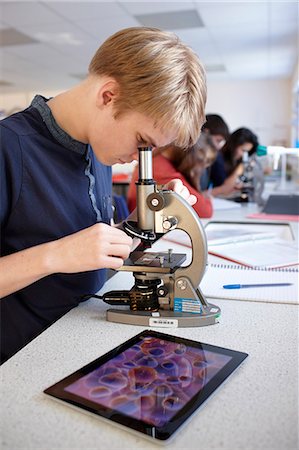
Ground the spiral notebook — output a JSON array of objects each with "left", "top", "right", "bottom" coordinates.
[
  {"left": 200, "top": 264, "right": 298, "bottom": 305},
  {"left": 208, "top": 239, "right": 299, "bottom": 269}
]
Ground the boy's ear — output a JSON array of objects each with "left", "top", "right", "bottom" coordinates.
[{"left": 96, "top": 79, "right": 119, "bottom": 108}]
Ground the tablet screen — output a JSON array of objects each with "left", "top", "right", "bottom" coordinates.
[{"left": 44, "top": 330, "right": 248, "bottom": 441}]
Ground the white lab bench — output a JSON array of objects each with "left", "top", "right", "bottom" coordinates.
[{"left": 1, "top": 202, "right": 298, "bottom": 450}]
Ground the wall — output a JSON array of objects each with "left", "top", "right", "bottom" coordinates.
[
  {"left": 290, "top": 59, "right": 299, "bottom": 147},
  {"left": 0, "top": 90, "right": 62, "bottom": 119},
  {"left": 206, "top": 78, "right": 292, "bottom": 147},
  {"left": 0, "top": 78, "right": 293, "bottom": 147}
]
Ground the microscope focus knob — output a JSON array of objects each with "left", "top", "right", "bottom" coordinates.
[
  {"left": 158, "top": 286, "right": 168, "bottom": 297},
  {"left": 147, "top": 192, "right": 165, "bottom": 211},
  {"left": 162, "top": 216, "right": 178, "bottom": 231}
]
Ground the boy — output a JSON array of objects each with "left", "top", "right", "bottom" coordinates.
[{"left": 0, "top": 27, "right": 207, "bottom": 363}]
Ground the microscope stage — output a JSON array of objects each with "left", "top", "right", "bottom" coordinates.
[{"left": 119, "top": 251, "right": 187, "bottom": 274}]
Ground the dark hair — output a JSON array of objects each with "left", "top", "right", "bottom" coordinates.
[
  {"left": 221, "top": 127, "right": 259, "bottom": 176},
  {"left": 157, "top": 133, "right": 216, "bottom": 191},
  {"left": 202, "top": 114, "right": 229, "bottom": 140}
]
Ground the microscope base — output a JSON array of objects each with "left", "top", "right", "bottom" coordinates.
[{"left": 106, "top": 304, "right": 220, "bottom": 328}]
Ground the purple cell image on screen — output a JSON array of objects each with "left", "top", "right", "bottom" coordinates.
[{"left": 64, "top": 337, "right": 232, "bottom": 427}]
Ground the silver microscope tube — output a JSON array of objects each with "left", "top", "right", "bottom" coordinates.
[
  {"left": 137, "top": 147, "right": 155, "bottom": 231},
  {"left": 138, "top": 147, "right": 153, "bottom": 181}
]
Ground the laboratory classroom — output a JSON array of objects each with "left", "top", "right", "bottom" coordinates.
[{"left": 0, "top": 2, "right": 298, "bottom": 450}]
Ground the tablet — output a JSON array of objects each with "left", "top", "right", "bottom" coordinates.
[{"left": 44, "top": 330, "right": 248, "bottom": 442}]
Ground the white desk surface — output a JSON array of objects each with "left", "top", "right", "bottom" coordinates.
[{"left": 1, "top": 203, "right": 298, "bottom": 450}]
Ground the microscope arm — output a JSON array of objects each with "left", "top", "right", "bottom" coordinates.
[{"left": 151, "top": 189, "right": 208, "bottom": 288}]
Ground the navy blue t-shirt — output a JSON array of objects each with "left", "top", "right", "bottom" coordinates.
[
  {"left": 209, "top": 152, "right": 227, "bottom": 187},
  {"left": 0, "top": 95, "right": 112, "bottom": 363}
]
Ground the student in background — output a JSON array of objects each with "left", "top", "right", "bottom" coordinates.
[
  {"left": 200, "top": 114, "right": 230, "bottom": 192},
  {"left": 127, "top": 134, "right": 216, "bottom": 218},
  {"left": 221, "top": 127, "right": 259, "bottom": 178},
  {"left": 219, "top": 127, "right": 262, "bottom": 203},
  {"left": 210, "top": 127, "right": 259, "bottom": 197},
  {"left": 202, "top": 114, "right": 229, "bottom": 151}
]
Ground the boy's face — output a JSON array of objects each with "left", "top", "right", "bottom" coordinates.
[{"left": 89, "top": 108, "right": 177, "bottom": 166}]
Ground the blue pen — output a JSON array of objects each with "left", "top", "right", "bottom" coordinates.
[{"left": 223, "top": 283, "right": 293, "bottom": 289}]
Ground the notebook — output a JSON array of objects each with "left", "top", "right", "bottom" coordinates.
[
  {"left": 208, "top": 239, "right": 299, "bottom": 269},
  {"left": 161, "top": 228, "right": 276, "bottom": 249},
  {"left": 204, "top": 221, "right": 294, "bottom": 243},
  {"left": 200, "top": 263, "right": 298, "bottom": 305},
  {"left": 162, "top": 221, "right": 294, "bottom": 248},
  {"left": 161, "top": 226, "right": 297, "bottom": 269}
]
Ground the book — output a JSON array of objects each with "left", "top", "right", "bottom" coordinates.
[
  {"left": 205, "top": 229, "right": 276, "bottom": 246},
  {"left": 208, "top": 238, "right": 299, "bottom": 269},
  {"left": 204, "top": 221, "right": 294, "bottom": 243},
  {"left": 161, "top": 223, "right": 295, "bottom": 262},
  {"left": 161, "top": 228, "right": 276, "bottom": 249},
  {"left": 200, "top": 263, "right": 298, "bottom": 305}
]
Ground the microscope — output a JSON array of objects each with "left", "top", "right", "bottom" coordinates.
[
  {"left": 102, "top": 147, "right": 220, "bottom": 327},
  {"left": 237, "top": 152, "right": 265, "bottom": 206}
]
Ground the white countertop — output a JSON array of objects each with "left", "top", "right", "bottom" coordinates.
[
  {"left": 1, "top": 268, "right": 298, "bottom": 450},
  {"left": 1, "top": 202, "right": 298, "bottom": 450}
]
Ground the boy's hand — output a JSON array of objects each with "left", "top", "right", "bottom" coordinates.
[
  {"left": 49, "top": 223, "right": 133, "bottom": 273},
  {"left": 0, "top": 223, "right": 134, "bottom": 298},
  {"left": 164, "top": 179, "right": 197, "bottom": 205}
]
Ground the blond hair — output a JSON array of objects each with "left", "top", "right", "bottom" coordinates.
[{"left": 89, "top": 27, "right": 206, "bottom": 148}]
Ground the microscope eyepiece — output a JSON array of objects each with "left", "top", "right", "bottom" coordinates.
[{"left": 138, "top": 147, "right": 154, "bottom": 183}]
